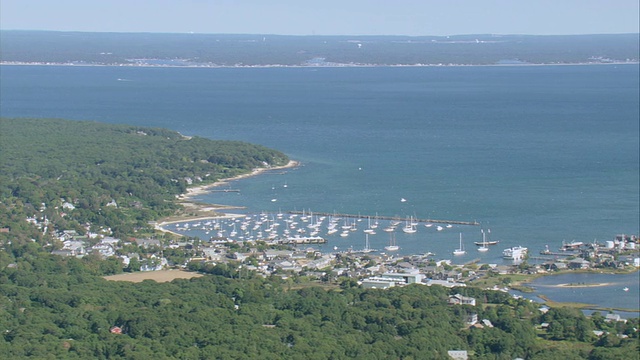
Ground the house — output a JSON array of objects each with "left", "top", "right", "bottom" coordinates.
[
  {"left": 568, "top": 258, "right": 590, "bottom": 270},
  {"left": 109, "top": 326, "right": 123, "bottom": 334},
  {"left": 140, "top": 263, "right": 163, "bottom": 271},
  {"left": 101, "top": 237, "right": 120, "bottom": 246},
  {"left": 272, "top": 260, "right": 299, "bottom": 272},
  {"left": 62, "top": 202, "right": 76, "bottom": 210},
  {"left": 135, "top": 238, "right": 161, "bottom": 248},
  {"left": 380, "top": 271, "right": 425, "bottom": 284},
  {"left": 396, "top": 261, "right": 416, "bottom": 270},
  {"left": 263, "top": 250, "right": 293, "bottom": 260},
  {"left": 422, "top": 265, "right": 439, "bottom": 274},
  {"left": 466, "top": 313, "right": 478, "bottom": 325},
  {"left": 447, "top": 350, "right": 468, "bottom": 360},
  {"left": 62, "top": 240, "right": 85, "bottom": 251},
  {"left": 448, "top": 294, "right": 476, "bottom": 306},
  {"left": 605, "top": 314, "right": 627, "bottom": 323},
  {"left": 202, "top": 247, "right": 225, "bottom": 261},
  {"left": 231, "top": 252, "right": 247, "bottom": 261},
  {"left": 306, "top": 255, "right": 333, "bottom": 270},
  {"left": 91, "top": 243, "right": 115, "bottom": 258},
  {"left": 51, "top": 249, "right": 76, "bottom": 257},
  {"left": 425, "top": 279, "right": 466, "bottom": 288},
  {"left": 551, "top": 262, "right": 568, "bottom": 271}
]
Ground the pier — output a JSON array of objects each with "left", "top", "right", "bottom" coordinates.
[
  {"left": 281, "top": 236, "right": 327, "bottom": 244},
  {"left": 288, "top": 211, "right": 480, "bottom": 226}
]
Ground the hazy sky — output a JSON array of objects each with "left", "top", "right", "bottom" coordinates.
[{"left": 1, "top": 0, "right": 638, "bottom": 36}]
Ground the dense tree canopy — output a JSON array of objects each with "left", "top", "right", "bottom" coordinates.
[{"left": 0, "top": 118, "right": 288, "bottom": 240}]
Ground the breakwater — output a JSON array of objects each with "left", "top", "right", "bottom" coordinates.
[{"left": 287, "top": 211, "right": 480, "bottom": 226}]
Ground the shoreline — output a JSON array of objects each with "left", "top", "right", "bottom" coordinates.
[
  {"left": 181, "top": 159, "right": 299, "bottom": 200},
  {"left": 1, "top": 61, "right": 638, "bottom": 69},
  {"left": 156, "top": 160, "right": 299, "bottom": 231}
]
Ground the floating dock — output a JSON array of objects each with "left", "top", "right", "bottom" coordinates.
[{"left": 288, "top": 211, "right": 480, "bottom": 226}]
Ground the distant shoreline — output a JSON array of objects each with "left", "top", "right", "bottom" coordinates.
[{"left": 1, "top": 61, "right": 638, "bottom": 69}]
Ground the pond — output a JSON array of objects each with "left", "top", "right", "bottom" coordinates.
[{"left": 513, "top": 271, "right": 639, "bottom": 318}]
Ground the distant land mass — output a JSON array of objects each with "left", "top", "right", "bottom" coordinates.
[{"left": 0, "top": 31, "right": 638, "bottom": 67}]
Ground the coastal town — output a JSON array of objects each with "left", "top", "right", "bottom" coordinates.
[{"left": 36, "top": 207, "right": 639, "bottom": 293}]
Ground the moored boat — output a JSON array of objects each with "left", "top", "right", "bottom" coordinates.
[
  {"left": 502, "top": 246, "right": 528, "bottom": 260},
  {"left": 453, "top": 233, "right": 466, "bottom": 255},
  {"left": 384, "top": 233, "right": 399, "bottom": 251}
]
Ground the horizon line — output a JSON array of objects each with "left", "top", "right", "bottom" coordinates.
[{"left": 1, "top": 29, "right": 639, "bottom": 38}]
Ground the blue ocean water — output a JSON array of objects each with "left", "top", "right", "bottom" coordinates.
[
  {"left": 1, "top": 65, "right": 638, "bottom": 264},
  {"left": 517, "top": 272, "right": 640, "bottom": 318}
]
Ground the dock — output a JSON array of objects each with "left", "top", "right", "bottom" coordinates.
[
  {"left": 287, "top": 211, "right": 480, "bottom": 226},
  {"left": 281, "top": 236, "right": 327, "bottom": 244}
]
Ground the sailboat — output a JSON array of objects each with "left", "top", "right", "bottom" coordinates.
[
  {"left": 477, "top": 229, "right": 489, "bottom": 252},
  {"left": 474, "top": 228, "right": 499, "bottom": 246},
  {"left": 384, "top": 233, "right": 399, "bottom": 251},
  {"left": 402, "top": 216, "right": 417, "bottom": 233},
  {"left": 353, "top": 234, "right": 375, "bottom": 253},
  {"left": 453, "top": 233, "right": 466, "bottom": 255}
]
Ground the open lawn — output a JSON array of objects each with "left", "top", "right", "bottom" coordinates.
[{"left": 104, "top": 270, "right": 204, "bottom": 283}]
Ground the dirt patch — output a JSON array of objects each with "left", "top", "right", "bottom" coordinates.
[{"left": 104, "top": 270, "right": 204, "bottom": 283}]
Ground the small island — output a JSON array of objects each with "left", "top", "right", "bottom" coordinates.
[{"left": 555, "top": 282, "right": 613, "bottom": 288}]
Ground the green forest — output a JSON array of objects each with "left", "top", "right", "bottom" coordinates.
[{"left": 0, "top": 118, "right": 288, "bottom": 240}]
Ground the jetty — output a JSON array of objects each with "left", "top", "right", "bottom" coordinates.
[{"left": 288, "top": 211, "right": 480, "bottom": 226}]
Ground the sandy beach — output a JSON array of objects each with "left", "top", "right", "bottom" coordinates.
[
  {"left": 181, "top": 159, "right": 299, "bottom": 200},
  {"left": 555, "top": 282, "right": 613, "bottom": 288},
  {"left": 156, "top": 160, "right": 299, "bottom": 232}
]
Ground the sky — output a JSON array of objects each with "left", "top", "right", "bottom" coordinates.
[{"left": 1, "top": 0, "right": 638, "bottom": 36}]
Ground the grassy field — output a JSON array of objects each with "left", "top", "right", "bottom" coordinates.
[{"left": 104, "top": 270, "right": 204, "bottom": 283}]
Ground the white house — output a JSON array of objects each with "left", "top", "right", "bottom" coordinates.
[{"left": 448, "top": 294, "right": 476, "bottom": 306}]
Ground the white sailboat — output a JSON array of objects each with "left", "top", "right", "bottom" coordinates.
[
  {"left": 453, "top": 233, "right": 466, "bottom": 255},
  {"left": 402, "top": 217, "right": 417, "bottom": 233},
  {"left": 352, "top": 234, "right": 375, "bottom": 253},
  {"left": 384, "top": 233, "right": 399, "bottom": 251},
  {"left": 477, "top": 229, "right": 489, "bottom": 252}
]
